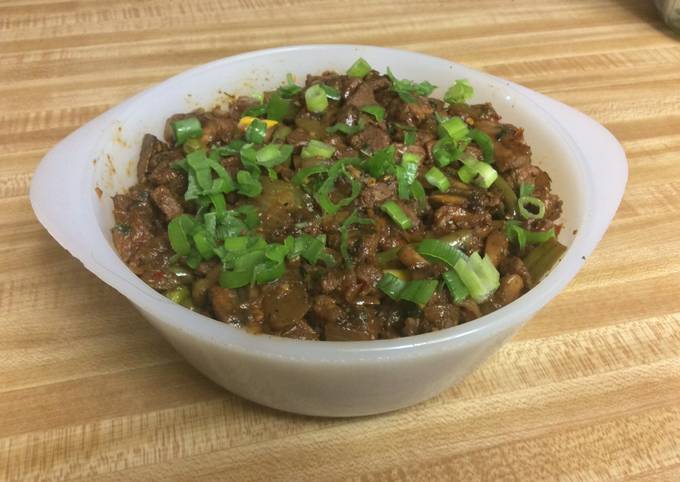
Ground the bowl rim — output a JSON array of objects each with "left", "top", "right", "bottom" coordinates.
[{"left": 31, "top": 44, "right": 622, "bottom": 362}]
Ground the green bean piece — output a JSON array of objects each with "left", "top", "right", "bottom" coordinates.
[
  {"left": 523, "top": 238, "right": 567, "bottom": 283},
  {"left": 492, "top": 175, "right": 518, "bottom": 218}
]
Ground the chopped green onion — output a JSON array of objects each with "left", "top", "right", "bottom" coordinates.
[
  {"left": 237, "top": 205, "right": 260, "bottom": 229},
  {"left": 347, "top": 57, "right": 372, "bottom": 78},
  {"left": 266, "top": 92, "right": 291, "bottom": 121},
  {"left": 518, "top": 196, "right": 546, "bottom": 220},
  {"left": 305, "top": 84, "right": 328, "bottom": 113},
  {"left": 213, "top": 139, "right": 246, "bottom": 157},
  {"left": 519, "top": 182, "right": 535, "bottom": 198},
  {"left": 243, "top": 103, "right": 267, "bottom": 117},
  {"left": 245, "top": 118, "right": 267, "bottom": 144},
  {"left": 397, "top": 152, "right": 421, "bottom": 200},
  {"left": 444, "top": 79, "right": 474, "bottom": 104},
  {"left": 223, "top": 236, "right": 250, "bottom": 251},
  {"left": 172, "top": 117, "right": 203, "bottom": 145},
  {"left": 493, "top": 175, "right": 518, "bottom": 217},
  {"left": 468, "top": 129, "right": 494, "bottom": 163},
  {"left": 381, "top": 201, "right": 412, "bottom": 230},
  {"left": 236, "top": 170, "right": 262, "bottom": 198},
  {"left": 320, "top": 84, "right": 341, "bottom": 101},
  {"left": 363, "top": 144, "right": 396, "bottom": 178},
  {"left": 300, "top": 235, "right": 326, "bottom": 264},
  {"left": 386, "top": 67, "right": 437, "bottom": 104},
  {"left": 453, "top": 253, "right": 499, "bottom": 303},
  {"left": 219, "top": 268, "right": 253, "bottom": 289},
  {"left": 442, "top": 270, "right": 469, "bottom": 304},
  {"left": 291, "top": 165, "right": 329, "bottom": 185},
  {"left": 339, "top": 209, "right": 374, "bottom": 264},
  {"left": 377, "top": 272, "right": 408, "bottom": 300},
  {"left": 167, "top": 215, "right": 195, "bottom": 256},
  {"left": 278, "top": 73, "right": 302, "bottom": 98},
  {"left": 314, "top": 158, "right": 363, "bottom": 215},
  {"left": 326, "top": 122, "right": 364, "bottom": 135},
  {"left": 410, "top": 181, "right": 427, "bottom": 209},
  {"left": 404, "top": 130, "right": 417, "bottom": 146},
  {"left": 301, "top": 140, "right": 336, "bottom": 160},
  {"left": 193, "top": 230, "right": 216, "bottom": 260},
  {"left": 416, "top": 239, "right": 467, "bottom": 268},
  {"left": 399, "top": 279, "right": 438, "bottom": 307},
  {"left": 253, "top": 259, "right": 286, "bottom": 284},
  {"left": 360, "top": 104, "right": 385, "bottom": 123},
  {"left": 457, "top": 160, "right": 498, "bottom": 189},
  {"left": 256, "top": 143, "right": 293, "bottom": 168},
  {"left": 438, "top": 117, "right": 469, "bottom": 141},
  {"left": 526, "top": 228, "right": 556, "bottom": 244},
  {"left": 186, "top": 250, "right": 201, "bottom": 269},
  {"left": 425, "top": 167, "right": 450, "bottom": 192},
  {"left": 505, "top": 221, "right": 556, "bottom": 252}
]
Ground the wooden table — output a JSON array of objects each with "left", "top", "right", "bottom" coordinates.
[{"left": 3, "top": 0, "right": 680, "bottom": 480}]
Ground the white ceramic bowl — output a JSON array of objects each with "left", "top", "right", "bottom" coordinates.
[{"left": 30, "top": 45, "right": 627, "bottom": 417}]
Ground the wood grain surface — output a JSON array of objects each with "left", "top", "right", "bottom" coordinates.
[{"left": 2, "top": 0, "right": 680, "bottom": 480}]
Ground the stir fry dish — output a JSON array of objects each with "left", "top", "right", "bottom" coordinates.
[{"left": 111, "top": 59, "right": 566, "bottom": 341}]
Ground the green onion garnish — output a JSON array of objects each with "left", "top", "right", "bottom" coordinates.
[
  {"left": 438, "top": 117, "right": 469, "bottom": 141},
  {"left": 347, "top": 57, "right": 372, "bottom": 78},
  {"left": 305, "top": 84, "right": 328, "bottom": 113},
  {"left": 314, "top": 158, "right": 363, "bottom": 215},
  {"left": 404, "top": 130, "right": 417, "bottom": 146},
  {"left": 167, "top": 214, "right": 196, "bottom": 256},
  {"left": 381, "top": 201, "right": 413, "bottom": 230},
  {"left": 457, "top": 160, "right": 498, "bottom": 189},
  {"left": 236, "top": 170, "right": 262, "bottom": 198},
  {"left": 410, "top": 180, "right": 427, "bottom": 209},
  {"left": 377, "top": 272, "right": 408, "bottom": 300},
  {"left": 245, "top": 118, "right": 267, "bottom": 144},
  {"left": 172, "top": 117, "right": 203, "bottom": 145},
  {"left": 386, "top": 67, "right": 437, "bottom": 104},
  {"left": 443, "top": 79, "right": 474, "bottom": 104},
  {"left": 301, "top": 140, "right": 336, "bottom": 160},
  {"left": 363, "top": 144, "right": 396, "bottom": 178},
  {"left": 320, "top": 84, "right": 341, "bottom": 101},
  {"left": 193, "top": 229, "right": 216, "bottom": 260},
  {"left": 519, "top": 182, "right": 535, "bottom": 197},
  {"left": 278, "top": 73, "right": 302, "bottom": 98},
  {"left": 266, "top": 92, "right": 291, "bottom": 121},
  {"left": 360, "top": 104, "right": 385, "bottom": 123},
  {"left": 399, "top": 279, "right": 438, "bottom": 307},
  {"left": 468, "top": 128, "right": 494, "bottom": 163},
  {"left": 453, "top": 252, "right": 500, "bottom": 303},
  {"left": 425, "top": 167, "right": 450, "bottom": 192},
  {"left": 416, "top": 239, "right": 467, "bottom": 269},
  {"left": 442, "top": 270, "right": 469, "bottom": 303},
  {"left": 339, "top": 209, "right": 374, "bottom": 264},
  {"left": 396, "top": 152, "right": 421, "bottom": 200},
  {"left": 518, "top": 196, "right": 546, "bottom": 220},
  {"left": 255, "top": 143, "right": 294, "bottom": 168},
  {"left": 326, "top": 122, "right": 364, "bottom": 135},
  {"left": 505, "top": 221, "right": 556, "bottom": 252}
]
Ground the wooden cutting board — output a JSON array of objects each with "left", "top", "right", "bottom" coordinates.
[{"left": 2, "top": 0, "right": 680, "bottom": 480}]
